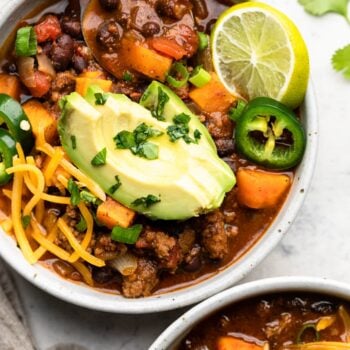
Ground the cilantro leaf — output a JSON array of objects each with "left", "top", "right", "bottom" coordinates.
[
  {"left": 75, "top": 216, "right": 87, "bottom": 232},
  {"left": 95, "top": 92, "right": 108, "bottom": 105},
  {"left": 22, "top": 215, "right": 31, "bottom": 229},
  {"left": 132, "top": 195, "right": 161, "bottom": 208},
  {"left": 332, "top": 44, "right": 350, "bottom": 79},
  {"left": 67, "top": 178, "right": 81, "bottom": 206},
  {"left": 91, "top": 148, "right": 107, "bottom": 167},
  {"left": 167, "top": 113, "right": 200, "bottom": 144},
  {"left": 298, "top": 0, "right": 349, "bottom": 18},
  {"left": 71, "top": 135, "right": 77, "bottom": 150},
  {"left": 111, "top": 224, "right": 143, "bottom": 244},
  {"left": 108, "top": 175, "right": 122, "bottom": 194},
  {"left": 114, "top": 123, "right": 162, "bottom": 160},
  {"left": 151, "top": 87, "right": 169, "bottom": 121},
  {"left": 80, "top": 190, "right": 102, "bottom": 206}
]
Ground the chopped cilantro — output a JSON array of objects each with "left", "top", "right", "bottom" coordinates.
[
  {"left": 95, "top": 92, "right": 108, "bottom": 105},
  {"left": 114, "top": 123, "right": 163, "bottom": 160},
  {"left": 298, "top": 0, "right": 349, "bottom": 18},
  {"left": 21, "top": 215, "right": 31, "bottom": 229},
  {"left": 138, "top": 142, "right": 159, "bottom": 160},
  {"left": 80, "top": 190, "right": 102, "bottom": 206},
  {"left": 229, "top": 100, "right": 247, "bottom": 122},
  {"left": 122, "top": 70, "right": 133, "bottom": 82},
  {"left": 194, "top": 129, "right": 202, "bottom": 141},
  {"left": 67, "top": 178, "right": 81, "bottom": 206},
  {"left": 71, "top": 135, "right": 77, "bottom": 150},
  {"left": 332, "top": 44, "right": 350, "bottom": 79},
  {"left": 114, "top": 130, "right": 136, "bottom": 149},
  {"left": 108, "top": 175, "right": 122, "bottom": 194},
  {"left": 75, "top": 216, "right": 87, "bottom": 232},
  {"left": 132, "top": 194, "right": 161, "bottom": 208},
  {"left": 151, "top": 87, "right": 169, "bottom": 121},
  {"left": 111, "top": 224, "right": 143, "bottom": 244},
  {"left": 167, "top": 113, "right": 200, "bottom": 144},
  {"left": 91, "top": 148, "right": 107, "bottom": 166}
]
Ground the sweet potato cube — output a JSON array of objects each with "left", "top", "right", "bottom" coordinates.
[
  {"left": 22, "top": 100, "right": 58, "bottom": 145},
  {"left": 97, "top": 197, "right": 136, "bottom": 229},
  {"left": 217, "top": 337, "right": 264, "bottom": 350},
  {"left": 237, "top": 168, "right": 291, "bottom": 209},
  {"left": 0, "top": 74, "right": 21, "bottom": 101},
  {"left": 189, "top": 73, "right": 236, "bottom": 113}
]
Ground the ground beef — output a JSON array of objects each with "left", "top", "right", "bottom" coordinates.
[
  {"left": 50, "top": 71, "right": 76, "bottom": 102},
  {"left": 206, "top": 112, "right": 233, "bottom": 139},
  {"left": 178, "top": 228, "right": 196, "bottom": 254},
  {"left": 111, "top": 81, "right": 145, "bottom": 102},
  {"left": 122, "top": 258, "right": 159, "bottom": 297},
  {"left": 200, "top": 210, "right": 229, "bottom": 259},
  {"left": 136, "top": 228, "right": 182, "bottom": 271},
  {"left": 94, "top": 234, "right": 127, "bottom": 261},
  {"left": 183, "top": 245, "right": 202, "bottom": 272}
]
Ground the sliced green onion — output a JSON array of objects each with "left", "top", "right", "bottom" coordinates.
[
  {"left": 167, "top": 62, "right": 189, "bottom": 88},
  {"left": 15, "top": 26, "right": 37, "bottom": 57},
  {"left": 198, "top": 32, "right": 209, "bottom": 51},
  {"left": 111, "top": 224, "right": 143, "bottom": 244},
  {"left": 189, "top": 66, "right": 211, "bottom": 87}
]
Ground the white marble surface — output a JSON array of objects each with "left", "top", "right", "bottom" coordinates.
[{"left": 9, "top": 1, "right": 350, "bottom": 349}]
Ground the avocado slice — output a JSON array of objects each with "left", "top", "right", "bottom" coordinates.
[
  {"left": 58, "top": 83, "right": 235, "bottom": 220},
  {"left": 140, "top": 81, "right": 217, "bottom": 151}
]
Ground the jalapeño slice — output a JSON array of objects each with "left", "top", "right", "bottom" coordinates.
[{"left": 235, "top": 97, "right": 306, "bottom": 170}]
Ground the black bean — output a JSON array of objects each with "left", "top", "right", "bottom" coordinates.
[
  {"left": 92, "top": 266, "right": 115, "bottom": 284},
  {"left": 157, "top": 0, "right": 191, "bottom": 20},
  {"left": 96, "top": 20, "right": 122, "bottom": 52},
  {"left": 141, "top": 22, "right": 161, "bottom": 37},
  {"left": 215, "top": 138, "right": 235, "bottom": 157},
  {"left": 72, "top": 55, "right": 87, "bottom": 73},
  {"left": 61, "top": 17, "right": 82, "bottom": 38},
  {"left": 99, "top": 0, "right": 119, "bottom": 11},
  {"left": 50, "top": 34, "right": 74, "bottom": 71},
  {"left": 3, "top": 62, "right": 17, "bottom": 74},
  {"left": 191, "top": 0, "right": 208, "bottom": 19}
]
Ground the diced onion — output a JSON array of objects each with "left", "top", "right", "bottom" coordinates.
[
  {"left": 17, "top": 56, "right": 36, "bottom": 88},
  {"left": 108, "top": 253, "right": 138, "bottom": 276},
  {"left": 37, "top": 53, "right": 56, "bottom": 79}
]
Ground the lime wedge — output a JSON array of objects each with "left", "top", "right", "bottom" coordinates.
[{"left": 211, "top": 2, "right": 309, "bottom": 109}]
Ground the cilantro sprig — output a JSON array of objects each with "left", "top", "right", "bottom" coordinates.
[{"left": 298, "top": 0, "right": 350, "bottom": 79}]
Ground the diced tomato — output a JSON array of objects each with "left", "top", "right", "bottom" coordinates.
[
  {"left": 28, "top": 71, "right": 51, "bottom": 98},
  {"left": 34, "top": 15, "right": 62, "bottom": 43},
  {"left": 148, "top": 37, "right": 187, "bottom": 60}
]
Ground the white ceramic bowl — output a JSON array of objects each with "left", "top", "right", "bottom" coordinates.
[
  {"left": 150, "top": 277, "right": 350, "bottom": 349},
  {"left": 0, "top": 0, "right": 318, "bottom": 313}
]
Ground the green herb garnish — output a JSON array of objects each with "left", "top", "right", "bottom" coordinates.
[
  {"left": 95, "top": 92, "right": 108, "bottom": 105},
  {"left": 122, "top": 71, "right": 133, "bottom": 82},
  {"left": 15, "top": 26, "right": 37, "bottom": 57},
  {"left": 132, "top": 195, "right": 161, "bottom": 208},
  {"left": 111, "top": 224, "right": 143, "bottom": 244},
  {"left": 21, "top": 215, "right": 31, "bottom": 229},
  {"left": 67, "top": 178, "right": 81, "bottom": 206},
  {"left": 75, "top": 216, "right": 87, "bottom": 232},
  {"left": 151, "top": 87, "right": 169, "bottom": 121},
  {"left": 167, "top": 113, "right": 200, "bottom": 144},
  {"left": 114, "top": 123, "right": 163, "bottom": 160},
  {"left": 108, "top": 175, "right": 122, "bottom": 194},
  {"left": 91, "top": 148, "right": 107, "bottom": 166},
  {"left": 80, "top": 190, "right": 102, "bottom": 206}
]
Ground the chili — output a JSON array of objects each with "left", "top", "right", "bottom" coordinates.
[{"left": 0, "top": 129, "right": 17, "bottom": 185}]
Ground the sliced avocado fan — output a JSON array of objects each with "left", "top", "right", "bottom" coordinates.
[{"left": 58, "top": 82, "right": 235, "bottom": 220}]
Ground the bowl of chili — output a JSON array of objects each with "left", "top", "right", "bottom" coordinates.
[
  {"left": 0, "top": 0, "right": 318, "bottom": 313},
  {"left": 151, "top": 277, "right": 350, "bottom": 349}
]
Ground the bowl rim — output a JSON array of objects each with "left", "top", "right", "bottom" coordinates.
[
  {"left": 0, "top": 0, "right": 319, "bottom": 314},
  {"left": 150, "top": 276, "right": 350, "bottom": 349}
]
